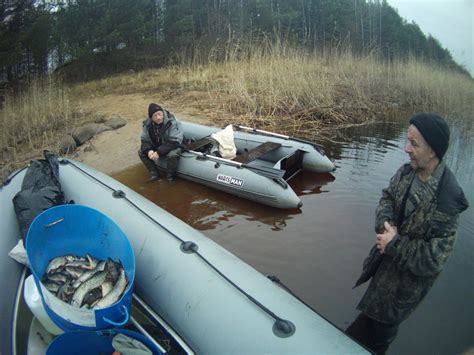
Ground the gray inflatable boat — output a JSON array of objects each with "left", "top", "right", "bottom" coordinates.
[
  {"left": 153, "top": 122, "right": 336, "bottom": 209},
  {"left": 0, "top": 158, "right": 367, "bottom": 354}
]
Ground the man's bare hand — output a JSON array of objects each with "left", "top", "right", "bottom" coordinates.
[
  {"left": 148, "top": 150, "right": 159, "bottom": 161},
  {"left": 376, "top": 221, "right": 398, "bottom": 253}
]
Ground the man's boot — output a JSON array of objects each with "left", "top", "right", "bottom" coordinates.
[
  {"left": 166, "top": 155, "right": 179, "bottom": 181},
  {"left": 138, "top": 150, "right": 161, "bottom": 181},
  {"left": 147, "top": 172, "right": 161, "bottom": 182}
]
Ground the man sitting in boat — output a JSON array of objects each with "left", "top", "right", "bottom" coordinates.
[{"left": 138, "top": 103, "right": 184, "bottom": 181}]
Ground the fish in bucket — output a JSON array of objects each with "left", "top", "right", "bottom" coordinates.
[{"left": 26, "top": 204, "right": 135, "bottom": 331}]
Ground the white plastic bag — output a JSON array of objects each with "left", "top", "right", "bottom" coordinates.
[
  {"left": 8, "top": 239, "right": 29, "bottom": 266},
  {"left": 210, "top": 125, "right": 237, "bottom": 159}
]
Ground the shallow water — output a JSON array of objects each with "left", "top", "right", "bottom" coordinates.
[{"left": 114, "top": 120, "right": 474, "bottom": 355}]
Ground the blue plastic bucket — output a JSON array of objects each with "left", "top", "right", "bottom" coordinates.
[
  {"left": 26, "top": 204, "right": 135, "bottom": 332},
  {"left": 46, "top": 329, "right": 163, "bottom": 355}
]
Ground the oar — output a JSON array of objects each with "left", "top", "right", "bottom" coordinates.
[
  {"left": 233, "top": 124, "right": 326, "bottom": 152},
  {"left": 233, "top": 125, "right": 290, "bottom": 139}
]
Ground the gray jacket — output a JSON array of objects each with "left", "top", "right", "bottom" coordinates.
[{"left": 140, "top": 109, "right": 183, "bottom": 156}]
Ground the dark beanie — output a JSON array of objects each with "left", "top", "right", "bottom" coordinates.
[
  {"left": 148, "top": 103, "right": 162, "bottom": 118},
  {"left": 409, "top": 112, "right": 450, "bottom": 160}
]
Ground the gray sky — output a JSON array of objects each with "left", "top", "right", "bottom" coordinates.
[{"left": 386, "top": 0, "right": 473, "bottom": 76}]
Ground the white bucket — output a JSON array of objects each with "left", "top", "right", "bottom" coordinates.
[{"left": 24, "top": 275, "right": 63, "bottom": 335}]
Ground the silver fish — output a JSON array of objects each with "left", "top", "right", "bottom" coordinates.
[
  {"left": 82, "top": 287, "right": 103, "bottom": 307},
  {"left": 105, "top": 258, "right": 120, "bottom": 284},
  {"left": 57, "top": 282, "right": 75, "bottom": 303},
  {"left": 86, "top": 282, "right": 114, "bottom": 308},
  {"left": 67, "top": 254, "right": 99, "bottom": 270},
  {"left": 43, "top": 281, "right": 61, "bottom": 294},
  {"left": 101, "top": 281, "right": 114, "bottom": 297},
  {"left": 72, "top": 261, "right": 106, "bottom": 288},
  {"left": 45, "top": 255, "right": 75, "bottom": 274},
  {"left": 45, "top": 272, "right": 69, "bottom": 284},
  {"left": 94, "top": 268, "right": 128, "bottom": 309},
  {"left": 86, "top": 254, "right": 99, "bottom": 267},
  {"left": 64, "top": 266, "right": 85, "bottom": 279},
  {"left": 71, "top": 267, "right": 110, "bottom": 307},
  {"left": 42, "top": 254, "right": 128, "bottom": 309}
]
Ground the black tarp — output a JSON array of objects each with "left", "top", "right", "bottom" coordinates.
[{"left": 12, "top": 151, "right": 65, "bottom": 241}]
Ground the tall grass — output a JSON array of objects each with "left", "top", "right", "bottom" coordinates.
[
  {"left": 193, "top": 41, "right": 473, "bottom": 134},
  {"left": 388, "top": 57, "right": 474, "bottom": 120},
  {"left": 0, "top": 76, "right": 76, "bottom": 172},
  {"left": 2, "top": 41, "right": 472, "bottom": 181},
  {"left": 61, "top": 41, "right": 474, "bottom": 137},
  {"left": 81, "top": 39, "right": 469, "bottom": 136}
]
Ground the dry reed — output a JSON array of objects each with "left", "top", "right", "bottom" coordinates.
[
  {"left": 183, "top": 41, "right": 473, "bottom": 137},
  {"left": 2, "top": 42, "right": 473, "bottom": 181},
  {"left": 0, "top": 76, "right": 78, "bottom": 178}
]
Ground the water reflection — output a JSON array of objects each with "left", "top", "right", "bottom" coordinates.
[
  {"left": 113, "top": 164, "right": 335, "bottom": 231},
  {"left": 444, "top": 125, "right": 474, "bottom": 182},
  {"left": 288, "top": 171, "right": 335, "bottom": 195},
  {"left": 113, "top": 118, "right": 473, "bottom": 355},
  {"left": 319, "top": 121, "right": 406, "bottom": 161},
  {"left": 324, "top": 121, "right": 474, "bottom": 355}
]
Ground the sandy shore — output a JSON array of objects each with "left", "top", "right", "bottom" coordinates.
[{"left": 75, "top": 93, "right": 214, "bottom": 175}]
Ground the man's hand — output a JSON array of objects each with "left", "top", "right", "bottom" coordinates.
[
  {"left": 148, "top": 150, "right": 159, "bottom": 161},
  {"left": 376, "top": 221, "right": 398, "bottom": 254}
]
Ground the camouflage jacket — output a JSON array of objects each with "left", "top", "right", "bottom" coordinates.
[{"left": 357, "top": 161, "right": 468, "bottom": 324}]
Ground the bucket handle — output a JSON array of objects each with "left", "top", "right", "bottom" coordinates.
[{"left": 102, "top": 305, "right": 129, "bottom": 327}]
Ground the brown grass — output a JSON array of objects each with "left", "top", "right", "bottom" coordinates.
[
  {"left": 68, "top": 42, "right": 473, "bottom": 134},
  {"left": 1, "top": 42, "right": 473, "bottom": 182},
  {"left": 0, "top": 76, "right": 80, "bottom": 177}
]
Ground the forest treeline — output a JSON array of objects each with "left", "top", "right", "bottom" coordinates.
[{"left": 0, "top": 0, "right": 470, "bottom": 85}]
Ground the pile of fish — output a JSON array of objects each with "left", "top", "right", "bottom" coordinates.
[{"left": 41, "top": 254, "right": 128, "bottom": 309}]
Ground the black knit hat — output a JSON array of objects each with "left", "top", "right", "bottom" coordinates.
[
  {"left": 409, "top": 112, "right": 450, "bottom": 160},
  {"left": 148, "top": 103, "right": 162, "bottom": 118}
]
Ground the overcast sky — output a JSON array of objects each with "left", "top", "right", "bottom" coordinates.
[{"left": 386, "top": 0, "right": 473, "bottom": 76}]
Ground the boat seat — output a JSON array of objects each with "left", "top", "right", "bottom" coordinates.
[
  {"left": 281, "top": 150, "right": 304, "bottom": 180},
  {"left": 233, "top": 142, "right": 281, "bottom": 164},
  {"left": 185, "top": 137, "right": 215, "bottom": 152}
]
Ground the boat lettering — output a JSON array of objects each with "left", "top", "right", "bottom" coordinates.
[{"left": 216, "top": 174, "right": 244, "bottom": 188}]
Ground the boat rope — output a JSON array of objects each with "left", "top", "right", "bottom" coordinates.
[
  {"left": 266, "top": 274, "right": 346, "bottom": 333},
  {"left": 1, "top": 166, "right": 27, "bottom": 188},
  {"left": 62, "top": 159, "right": 296, "bottom": 337}
]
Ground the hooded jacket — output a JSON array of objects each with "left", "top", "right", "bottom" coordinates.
[
  {"left": 140, "top": 109, "right": 183, "bottom": 156},
  {"left": 356, "top": 161, "right": 468, "bottom": 324}
]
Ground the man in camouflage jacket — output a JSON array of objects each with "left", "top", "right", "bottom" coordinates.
[{"left": 349, "top": 113, "right": 468, "bottom": 353}]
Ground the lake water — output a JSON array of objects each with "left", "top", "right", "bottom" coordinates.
[{"left": 114, "top": 119, "right": 473, "bottom": 355}]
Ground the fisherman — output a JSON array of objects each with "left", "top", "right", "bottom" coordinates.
[
  {"left": 347, "top": 113, "right": 468, "bottom": 354},
  {"left": 138, "top": 103, "right": 184, "bottom": 181}
]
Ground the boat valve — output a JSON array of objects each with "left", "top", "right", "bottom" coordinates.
[
  {"left": 112, "top": 190, "right": 126, "bottom": 198},
  {"left": 273, "top": 318, "right": 296, "bottom": 338},
  {"left": 180, "top": 241, "right": 198, "bottom": 254}
]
